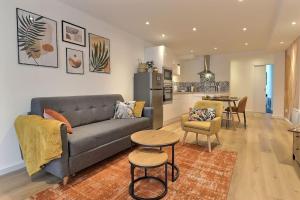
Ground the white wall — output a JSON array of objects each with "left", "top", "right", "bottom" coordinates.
[
  {"left": 272, "top": 52, "right": 285, "bottom": 118},
  {"left": 0, "top": 0, "right": 148, "bottom": 174},
  {"left": 230, "top": 51, "right": 285, "bottom": 115},
  {"left": 179, "top": 54, "right": 231, "bottom": 82}
]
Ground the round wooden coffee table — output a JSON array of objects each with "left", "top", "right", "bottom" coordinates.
[{"left": 131, "top": 130, "right": 180, "bottom": 182}]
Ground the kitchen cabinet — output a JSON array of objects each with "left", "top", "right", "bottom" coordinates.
[
  {"left": 163, "top": 93, "right": 203, "bottom": 123},
  {"left": 173, "top": 64, "right": 181, "bottom": 76},
  {"left": 145, "top": 45, "right": 178, "bottom": 73},
  {"left": 163, "top": 93, "right": 229, "bottom": 124}
]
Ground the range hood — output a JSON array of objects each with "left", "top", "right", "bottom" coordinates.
[{"left": 198, "top": 55, "right": 215, "bottom": 83}]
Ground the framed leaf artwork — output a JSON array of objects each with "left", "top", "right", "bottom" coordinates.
[
  {"left": 66, "top": 48, "right": 84, "bottom": 75},
  {"left": 16, "top": 8, "right": 58, "bottom": 68},
  {"left": 89, "top": 33, "right": 110, "bottom": 73},
  {"left": 62, "top": 21, "right": 86, "bottom": 47}
]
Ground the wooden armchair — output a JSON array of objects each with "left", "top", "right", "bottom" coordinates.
[{"left": 181, "top": 100, "right": 223, "bottom": 152}]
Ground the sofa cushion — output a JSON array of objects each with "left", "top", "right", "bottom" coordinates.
[{"left": 68, "top": 118, "right": 151, "bottom": 156}]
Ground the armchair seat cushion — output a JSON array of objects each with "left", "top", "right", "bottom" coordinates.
[
  {"left": 68, "top": 118, "right": 150, "bottom": 156},
  {"left": 183, "top": 121, "right": 211, "bottom": 131}
]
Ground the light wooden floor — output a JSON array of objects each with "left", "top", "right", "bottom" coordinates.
[{"left": 1, "top": 113, "right": 300, "bottom": 200}]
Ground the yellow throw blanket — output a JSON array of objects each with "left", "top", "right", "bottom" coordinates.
[{"left": 14, "top": 115, "right": 63, "bottom": 176}]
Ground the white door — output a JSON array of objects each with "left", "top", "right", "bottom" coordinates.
[{"left": 253, "top": 65, "right": 266, "bottom": 113}]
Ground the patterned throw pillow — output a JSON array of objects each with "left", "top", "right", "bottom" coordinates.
[
  {"left": 113, "top": 101, "right": 136, "bottom": 119},
  {"left": 188, "top": 108, "right": 216, "bottom": 121}
]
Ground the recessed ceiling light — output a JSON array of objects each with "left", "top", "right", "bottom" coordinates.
[
  {"left": 190, "top": 50, "right": 194, "bottom": 53},
  {"left": 280, "top": 41, "right": 285, "bottom": 44},
  {"left": 192, "top": 27, "right": 197, "bottom": 31},
  {"left": 161, "top": 34, "right": 166, "bottom": 38},
  {"left": 244, "top": 42, "right": 249, "bottom": 46},
  {"left": 145, "top": 21, "right": 150, "bottom": 25},
  {"left": 214, "top": 47, "right": 218, "bottom": 50},
  {"left": 242, "top": 27, "right": 247, "bottom": 31},
  {"left": 292, "top": 21, "right": 297, "bottom": 25},
  {"left": 238, "top": 0, "right": 244, "bottom": 2}
]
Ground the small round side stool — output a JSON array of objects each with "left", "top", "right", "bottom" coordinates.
[{"left": 128, "top": 148, "right": 168, "bottom": 200}]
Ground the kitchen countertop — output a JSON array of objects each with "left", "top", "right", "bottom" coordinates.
[{"left": 174, "top": 91, "right": 229, "bottom": 95}]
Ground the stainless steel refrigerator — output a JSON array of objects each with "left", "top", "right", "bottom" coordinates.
[{"left": 134, "top": 72, "right": 163, "bottom": 129}]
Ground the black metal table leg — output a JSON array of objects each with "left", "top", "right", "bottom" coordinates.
[
  {"left": 130, "top": 164, "right": 135, "bottom": 195},
  {"left": 172, "top": 144, "right": 175, "bottom": 181},
  {"left": 166, "top": 144, "right": 179, "bottom": 182},
  {"left": 165, "top": 163, "right": 168, "bottom": 190},
  {"left": 129, "top": 164, "right": 168, "bottom": 200}
]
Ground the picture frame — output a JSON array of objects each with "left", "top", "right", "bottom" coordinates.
[
  {"left": 89, "top": 33, "right": 110, "bottom": 74},
  {"left": 16, "top": 8, "right": 58, "bottom": 68},
  {"left": 62, "top": 20, "right": 86, "bottom": 47},
  {"left": 66, "top": 48, "right": 84, "bottom": 75}
]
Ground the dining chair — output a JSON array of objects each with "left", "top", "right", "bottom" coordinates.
[{"left": 225, "top": 96, "right": 248, "bottom": 128}]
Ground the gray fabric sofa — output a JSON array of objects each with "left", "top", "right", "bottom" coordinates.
[{"left": 30, "top": 94, "right": 153, "bottom": 181}]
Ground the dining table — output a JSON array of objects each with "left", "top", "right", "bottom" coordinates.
[{"left": 202, "top": 96, "right": 240, "bottom": 130}]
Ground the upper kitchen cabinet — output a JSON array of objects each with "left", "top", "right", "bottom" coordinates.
[
  {"left": 145, "top": 45, "right": 178, "bottom": 73},
  {"left": 173, "top": 64, "right": 181, "bottom": 76}
]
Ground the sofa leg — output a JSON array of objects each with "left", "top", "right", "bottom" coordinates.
[
  {"left": 196, "top": 133, "right": 199, "bottom": 145},
  {"left": 182, "top": 131, "right": 188, "bottom": 145},
  {"left": 207, "top": 136, "right": 211, "bottom": 152},
  {"left": 63, "top": 176, "right": 69, "bottom": 185}
]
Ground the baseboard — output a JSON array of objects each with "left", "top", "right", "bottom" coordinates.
[
  {"left": 0, "top": 161, "right": 25, "bottom": 176},
  {"left": 284, "top": 117, "right": 293, "bottom": 125}
]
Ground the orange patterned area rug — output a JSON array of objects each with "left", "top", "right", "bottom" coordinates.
[{"left": 31, "top": 144, "right": 237, "bottom": 200}]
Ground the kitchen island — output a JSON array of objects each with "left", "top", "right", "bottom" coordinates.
[{"left": 163, "top": 92, "right": 229, "bottom": 125}]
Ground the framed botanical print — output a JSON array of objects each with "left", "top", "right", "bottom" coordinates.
[
  {"left": 66, "top": 48, "right": 84, "bottom": 75},
  {"left": 16, "top": 8, "right": 58, "bottom": 67},
  {"left": 62, "top": 21, "right": 86, "bottom": 47},
  {"left": 89, "top": 33, "right": 110, "bottom": 73}
]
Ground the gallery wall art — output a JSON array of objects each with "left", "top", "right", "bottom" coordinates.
[
  {"left": 16, "top": 8, "right": 58, "bottom": 68},
  {"left": 62, "top": 21, "right": 86, "bottom": 47},
  {"left": 89, "top": 33, "right": 110, "bottom": 73},
  {"left": 66, "top": 48, "right": 84, "bottom": 75}
]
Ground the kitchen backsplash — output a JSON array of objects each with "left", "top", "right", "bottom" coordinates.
[{"left": 173, "top": 81, "right": 230, "bottom": 93}]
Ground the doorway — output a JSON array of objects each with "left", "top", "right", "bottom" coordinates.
[
  {"left": 252, "top": 64, "right": 273, "bottom": 113},
  {"left": 265, "top": 64, "right": 273, "bottom": 114}
]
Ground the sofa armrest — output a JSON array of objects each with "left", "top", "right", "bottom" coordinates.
[
  {"left": 44, "top": 124, "right": 69, "bottom": 179},
  {"left": 143, "top": 107, "right": 153, "bottom": 129},
  {"left": 210, "top": 117, "right": 222, "bottom": 134},
  {"left": 143, "top": 107, "right": 153, "bottom": 118}
]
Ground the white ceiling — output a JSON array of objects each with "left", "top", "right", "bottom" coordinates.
[{"left": 60, "top": 0, "right": 300, "bottom": 57}]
